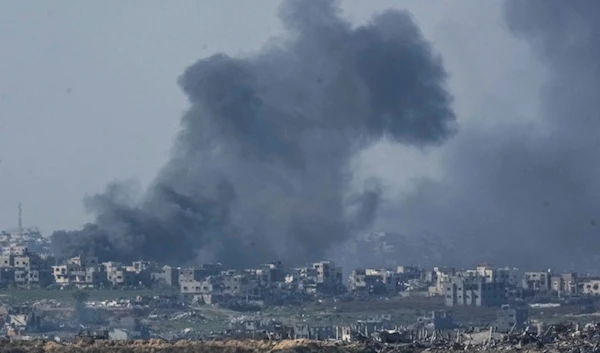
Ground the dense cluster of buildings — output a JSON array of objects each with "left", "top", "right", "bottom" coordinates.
[
  {"left": 2, "top": 241, "right": 600, "bottom": 310},
  {"left": 2, "top": 225, "right": 600, "bottom": 310},
  {"left": 347, "top": 262, "right": 600, "bottom": 308}
]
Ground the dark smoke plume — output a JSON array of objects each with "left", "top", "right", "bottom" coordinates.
[
  {"left": 382, "top": 0, "right": 600, "bottom": 271},
  {"left": 52, "top": 0, "right": 455, "bottom": 266}
]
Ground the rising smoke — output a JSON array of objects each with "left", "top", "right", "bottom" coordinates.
[
  {"left": 381, "top": 0, "right": 600, "bottom": 270},
  {"left": 51, "top": 0, "right": 456, "bottom": 266}
]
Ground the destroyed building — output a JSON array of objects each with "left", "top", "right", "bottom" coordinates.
[
  {"left": 495, "top": 304, "right": 529, "bottom": 333},
  {"left": 293, "top": 325, "right": 336, "bottom": 340},
  {"left": 348, "top": 268, "right": 399, "bottom": 295},
  {"left": 414, "top": 311, "right": 456, "bottom": 331},
  {"left": 287, "top": 261, "right": 344, "bottom": 295},
  {"left": 108, "top": 315, "right": 150, "bottom": 340},
  {"left": 4, "top": 305, "right": 43, "bottom": 335}
]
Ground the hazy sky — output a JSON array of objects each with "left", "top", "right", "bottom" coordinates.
[{"left": 0, "top": 0, "right": 543, "bottom": 234}]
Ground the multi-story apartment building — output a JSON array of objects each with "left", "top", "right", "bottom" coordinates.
[
  {"left": 151, "top": 265, "right": 180, "bottom": 287},
  {"left": 0, "top": 247, "right": 52, "bottom": 288},
  {"left": 522, "top": 271, "right": 552, "bottom": 291},
  {"left": 445, "top": 276, "right": 506, "bottom": 307},
  {"left": 52, "top": 255, "right": 106, "bottom": 288},
  {"left": 551, "top": 272, "right": 578, "bottom": 295}
]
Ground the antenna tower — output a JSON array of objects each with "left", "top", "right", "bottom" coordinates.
[{"left": 18, "top": 203, "right": 23, "bottom": 233}]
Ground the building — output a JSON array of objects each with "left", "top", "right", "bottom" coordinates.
[
  {"left": 580, "top": 279, "right": 600, "bottom": 295},
  {"left": 551, "top": 272, "right": 578, "bottom": 295},
  {"left": 178, "top": 264, "right": 223, "bottom": 288},
  {"left": 52, "top": 256, "right": 106, "bottom": 288},
  {"left": 107, "top": 267, "right": 136, "bottom": 287},
  {"left": 495, "top": 267, "right": 521, "bottom": 287},
  {"left": 496, "top": 304, "right": 528, "bottom": 333},
  {"left": 222, "top": 274, "right": 261, "bottom": 298},
  {"left": 312, "top": 261, "right": 343, "bottom": 293},
  {"left": 292, "top": 325, "right": 336, "bottom": 340},
  {"left": 396, "top": 265, "right": 421, "bottom": 279},
  {"left": 180, "top": 276, "right": 221, "bottom": 296},
  {"left": 0, "top": 247, "right": 52, "bottom": 288},
  {"left": 244, "top": 261, "right": 285, "bottom": 285},
  {"left": 151, "top": 265, "right": 180, "bottom": 287},
  {"left": 445, "top": 276, "right": 506, "bottom": 307},
  {"left": 414, "top": 311, "right": 455, "bottom": 331},
  {"left": 348, "top": 268, "right": 398, "bottom": 295},
  {"left": 287, "top": 260, "right": 344, "bottom": 295},
  {"left": 433, "top": 267, "right": 456, "bottom": 295},
  {"left": 522, "top": 271, "right": 552, "bottom": 291}
]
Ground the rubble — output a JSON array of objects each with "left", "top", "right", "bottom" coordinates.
[{"left": 3, "top": 326, "right": 600, "bottom": 353}]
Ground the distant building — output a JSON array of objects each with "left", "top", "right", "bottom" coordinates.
[
  {"left": 52, "top": 256, "right": 107, "bottom": 288},
  {"left": 522, "top": 271, "right": 552, "bottom": 291},
  {"left": 0, "top": 247, "right": 52, "bottom": 288},
  {"left": 348, "top": 268, "right": 398, "bottom": 295},
  {"left": 552, "top": 272, "right": 578, "bottom": 295},
  {"left": 445, "top": 276, "right": 506, "bottom": 307},
  {"left": 496, "top": 304, "right": 528, "bottom": 333},
  {"left": 288, "top": 260, "right": 344, "bottom": 295},
  {"left": 414, "top": 311, "right": 455, "bottom": 331},
  {"left": 178, "top": 264, "right": 222, "bottom": 289},
  {"left": 579, "top": 278, "right": 600, "bottom": 296},
  {"left": 396, "top": 265, "right": 421, "bottom": 279},
  {"left": 151, "top": 265, "right": 180, "bottom": 288},
  {"left": 292, "top": 325, "right": 336, "bottom": 340}
]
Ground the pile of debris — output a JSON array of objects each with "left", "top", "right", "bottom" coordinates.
[
  {"left": 0, "top": 338, "right": 379, "bottom": 353},
  {"left": 360, "top": 322, "right": 600, "bottom": 352}
]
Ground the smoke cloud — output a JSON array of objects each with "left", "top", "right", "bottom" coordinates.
[
  {"left": 381, "top": 0, "right": 600, "bottom": 270},
  {"left": 51, "top": 0, "right": 455, "bottom": 266}
]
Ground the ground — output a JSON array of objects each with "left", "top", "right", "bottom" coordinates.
[
  {"left": 0, "top": 287, "right": 176, "bottom": 303},
  {"left": 2, "top": 288, "right": 600, "bottom": 338}
]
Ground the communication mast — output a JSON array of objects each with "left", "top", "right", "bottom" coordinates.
[{"left": 18, "top": 203, "right": 23, "bottom": 234}]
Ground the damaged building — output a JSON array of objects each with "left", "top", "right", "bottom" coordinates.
[
  {"left": 0, "top": 247, "right": 52, "bottom": 288},
  {"left": 495, "top": 304, "right": 529, "bottom": 333}
]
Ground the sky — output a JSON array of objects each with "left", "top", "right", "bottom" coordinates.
[{"left": 0, "top": 1, "right": 544, "bottom": 238}]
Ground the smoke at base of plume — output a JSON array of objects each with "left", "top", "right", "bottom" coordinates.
[{"left": 51, "top": 0, "right": 455, "bottom": 266}]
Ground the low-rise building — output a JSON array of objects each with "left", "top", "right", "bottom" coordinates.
[
  {"left": 580, "top": 278, "right": 600, "bottom": 296},
  {"left": 496, "top": 304, "right": 528, "bottom": 333}
]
